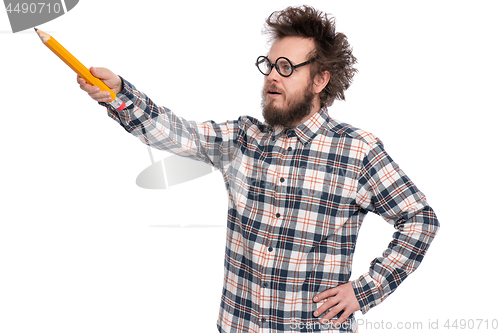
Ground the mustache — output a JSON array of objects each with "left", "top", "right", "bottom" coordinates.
[{"left": 263, "top": 83, "right": 283, "bottom": 94}]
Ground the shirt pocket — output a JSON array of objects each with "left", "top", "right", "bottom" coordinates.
[{"left": 289, "top": 163, "right": 356, "bottom": 232}]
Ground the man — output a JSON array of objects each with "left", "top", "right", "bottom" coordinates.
[{"left": 78, "top": 5, "right": 439, "bottom": 333}]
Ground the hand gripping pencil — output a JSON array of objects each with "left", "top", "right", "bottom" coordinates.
[{"left": 35, "top": 28, "right": 126, "bottom": 111}]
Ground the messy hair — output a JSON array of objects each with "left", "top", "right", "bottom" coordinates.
[{"left": 264, "top": 5, "right": 357, "bottom": 107}]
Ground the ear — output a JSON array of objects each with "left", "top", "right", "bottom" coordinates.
[{"left": 313, "top": 70, "right": 330, "bottom": 94}]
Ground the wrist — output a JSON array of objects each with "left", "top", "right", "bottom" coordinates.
[{"left": 114, "top": 77, "right": 123, "bottom": 95}]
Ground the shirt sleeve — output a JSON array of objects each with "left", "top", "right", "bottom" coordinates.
[
  {"left": 100, "top": 77, "right": 241, "bottom": 170},
  {"left": 351, "top": 139, "right": 440, "bottom": 314}
]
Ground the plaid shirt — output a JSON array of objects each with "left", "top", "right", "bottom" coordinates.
[{"left": 102, "top": 78, "right": 439, "bottom": 333}]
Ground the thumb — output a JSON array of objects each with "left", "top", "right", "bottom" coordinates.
[
  {"left": 90, "top": 66, "right": 121, "bottom": 92},
  {"left": 90, "top": 66, "right": 111, "bottom": 80}
]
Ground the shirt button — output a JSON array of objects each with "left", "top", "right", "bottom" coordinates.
[
  {"left": 263, "top": 282, "right": 268, "bottom": 288},
  {"left": 287, "top": 147, "right": 292, "bottom": 151},
  {"left": 276, "top": 213, "right": 281, "bottom": 218},
  {"left": 280, "top": 178, "right": 285, "bottom": 183},
  {"left": 268, "top": 247, "right": 273, "bottom": 252}
]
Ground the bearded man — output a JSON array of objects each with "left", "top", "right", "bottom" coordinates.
[{"left": 78, "top": 5, "right": 439, "bottom": 333}]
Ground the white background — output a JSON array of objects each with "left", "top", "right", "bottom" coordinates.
[{"left": 1, "top": 1, "right": 499, "bottom": 332}]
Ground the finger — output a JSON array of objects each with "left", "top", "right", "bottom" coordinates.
[
  {"left": 320, "top": 304, "right": 354, "bottom": 325},
  {"left": 77, "top": 74, "right": 95, "bottom": 91},
  {"left": 314, "top": 288, "right": 338, "bottom": 302},
  {"left": 79, "top": 82, "right": 100, "bottom": 94},
  {"left": 76, "top": 75, "right": 85, "bottom": 85},
  {"left": 81, "top": 83, "right": 111, "bottom": 101},
  {"left": 76, "top": 73, "right": 112, "bottom": 102},
  {"left": 321, "top": 304, "right": 347, "bottom": 323},
  {"left": 88, "top": 90, "right": 112, "bottom": 102},
  {"left": 313, "top": 297, "right": 340, "bottom": 317},
  {"left": 90, "top": 66, "right": 121, "bottom": 93},
  {"left": 331, "top": 307, "right": 355, "bottom": 326},
  {"left": 90, "top": 66, "right": 117, "bottom": 86},
  {"left": 89, "top": 66, "right": 112, "bottom": 80}
]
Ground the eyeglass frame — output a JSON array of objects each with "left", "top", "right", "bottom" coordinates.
[{"left": 255, "top": 56, "right": 316, "bottom": 77}]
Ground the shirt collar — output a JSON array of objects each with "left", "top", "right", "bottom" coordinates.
[
  {"left": 269, "top": 108, "right": 331, "bottom": 145},
  {"left": 294, "top": 107, "right": 331, "bottom": 145}
]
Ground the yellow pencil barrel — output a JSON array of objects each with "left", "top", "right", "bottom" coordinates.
[
  {"left": 45, "top": 37, "right": 116, "bottom": 100},
  {"left": 36, "top": 29, "right": 116, "bottom": 101}
]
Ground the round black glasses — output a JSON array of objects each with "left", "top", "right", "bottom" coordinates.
[{"left": 255, "top": 56, "right": 315, "bottom": 77}]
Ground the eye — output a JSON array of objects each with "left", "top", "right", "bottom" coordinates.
[
  {"left": 277, "top": 59, "right": 293, "bottom": 74},
  {"left": 256, "top": 57, "right": 273, "bottom": 74}
]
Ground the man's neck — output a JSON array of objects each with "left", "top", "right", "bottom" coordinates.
[{"left": 290, "top": 105, "right": 322, "bottom": 129}]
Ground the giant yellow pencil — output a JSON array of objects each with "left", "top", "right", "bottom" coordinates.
[{"left": 35, "top": 28, "right": 125, "bottom": 111}]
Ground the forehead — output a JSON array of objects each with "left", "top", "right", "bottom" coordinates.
[{"left": 268, "top": 36, "right": 315, "bottom": 63}]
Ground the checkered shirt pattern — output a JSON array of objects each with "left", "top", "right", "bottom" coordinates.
[{"left": 102, "top": 78, "right": 439, "bottom": 333}]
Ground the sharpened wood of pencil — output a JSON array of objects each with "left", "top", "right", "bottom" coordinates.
[{"left": 34, "top": 28, "right": 119, "bottom": 103}]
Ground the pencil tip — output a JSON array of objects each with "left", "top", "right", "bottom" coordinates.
[{"left": 34, "top": 28, "right": 38, "bottom": 31}]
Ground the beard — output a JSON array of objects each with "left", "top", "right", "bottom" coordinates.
[{"left": 261, "top": 84, "right": 315, "bottom": 129}]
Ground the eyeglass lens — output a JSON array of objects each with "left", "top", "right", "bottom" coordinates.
[{"left": 257, "top": 57, "right": 294, "bottom": 77}]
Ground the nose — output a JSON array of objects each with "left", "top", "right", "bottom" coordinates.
[{"left": 266, "top": 65, "right": 280, "bottom": 82}]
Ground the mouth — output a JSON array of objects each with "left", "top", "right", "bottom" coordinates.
[
  {"left": 264, "top": 84, "right": 283, "bottom": 100},
  {"left": 266, "top": 88, "right": 282, "bottom": 97}
]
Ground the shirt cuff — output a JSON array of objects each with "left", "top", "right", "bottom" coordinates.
[
  {"left": 97, "top": 76, "right": 137, "bottom": 130},
  {"left": 351, "top": 273, "right": 380, "bottom": 314},
  {"left": 98, "top": 76, "right": 135, "bottom": 111}
]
